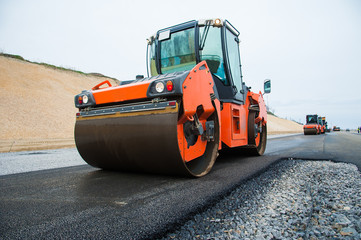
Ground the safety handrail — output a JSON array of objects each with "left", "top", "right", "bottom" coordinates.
[{"left": 92, "top": 80, "right": 112, "bottom": 91}]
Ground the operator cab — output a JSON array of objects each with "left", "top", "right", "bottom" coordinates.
[
  {"left": 306, "top": 115, "right": 318, "bottom": 124},
  {"left": 147, "top": 18, "right": 246, "bottom": 104}
]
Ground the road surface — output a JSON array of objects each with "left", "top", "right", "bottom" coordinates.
[{"left": 0, "top": 132, "right": 360, "bottom": 239}]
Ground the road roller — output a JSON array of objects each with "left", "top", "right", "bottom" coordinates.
[
  {"left": 303, "top": 114, "right": 321, "bottom": 135},
  {"left": 322, "top": 117, "right": 330, "bottom": 132},
  {"left": 74, "top": 19, "right": 270, "bottom": 177},
  {"left": 318, "top": 116, "right": 326, "bottom": 134}
]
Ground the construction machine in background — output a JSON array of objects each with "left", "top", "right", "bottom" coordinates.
[
  {"left": 304, "top": 114, "right": 321, "bottom": 135},
  {"left": 321, "top": 117, "right": 330, "bottom": 132},
  {"left": 74, "top": 19, "right": 270, "bottom": 177},
  {"left": 318, "top": 116, "right": 325, "bottom": 134}
]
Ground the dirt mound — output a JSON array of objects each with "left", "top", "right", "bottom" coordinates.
[
  {"left": 0, "top": 55, "right": 119, "bottom": 151},
  {"left": 267, "top": 114, "right": 303, "bottom": 134},
  {"left": 0, "top": 55, "right": 302, "bottom": 152}
]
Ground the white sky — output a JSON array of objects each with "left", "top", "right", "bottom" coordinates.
[{"left": 1, "top": 0, "right": 360, "bottom": 129}]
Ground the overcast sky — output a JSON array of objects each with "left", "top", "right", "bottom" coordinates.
[{"left": 1, "top": 0, "right": 360, "bottom": 129}]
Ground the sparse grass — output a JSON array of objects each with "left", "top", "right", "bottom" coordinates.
[
  {"left": 36, "top": 62, "right": 87, "bottom": 75},
  {"left": 0, "top": 52, "right": 119, "bottom": 83},
  {"left": 1, "top": 53, "right": 25, "bottom": 61}
]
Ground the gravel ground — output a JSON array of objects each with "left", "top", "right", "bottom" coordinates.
[{"left": 160, "top": 160, "right": 361, "bottom": 240}]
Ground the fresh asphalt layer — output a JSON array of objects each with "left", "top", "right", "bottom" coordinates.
[
  {"left": 0, "top": 133, "right": 300, "bottom": 177},
  {"left": 0, "top": 132, "right": 360, "bottom": 239}
]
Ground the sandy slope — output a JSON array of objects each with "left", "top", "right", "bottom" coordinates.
[
  {"left": 267, "top": 114, "right": 303, "bottom": 134},
  {"left": 0, "top": 55, "right": 302, "bottom": 152},
  {"left": 0, "top": 56, "right": 119, "bottom": 152}
]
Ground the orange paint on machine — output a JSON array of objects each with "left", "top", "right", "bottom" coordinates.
[{"left": 74, "top": 19, "right": 271, "bottom": 177}]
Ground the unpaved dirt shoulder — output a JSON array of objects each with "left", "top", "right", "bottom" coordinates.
[{"left": 0, "top": 138, "right": 75, "bottom": 153}]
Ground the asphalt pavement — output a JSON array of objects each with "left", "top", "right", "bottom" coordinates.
[{"left": 0, "top": 132, "right": 360, "bottom": 239}]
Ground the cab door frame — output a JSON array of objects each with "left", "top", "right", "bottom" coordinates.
[{"left": 221, "top": 21, "right": 245, "bottom": 104}]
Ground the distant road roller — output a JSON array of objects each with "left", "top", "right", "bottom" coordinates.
[
  {"left": 303, "top": 114, "right": 321, "bottom": 135},
  {"left": 74, "top": 19, "right": 271, "bottom": 177}
]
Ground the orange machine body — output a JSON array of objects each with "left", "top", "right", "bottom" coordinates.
[
  {"left": 74, "top": 19, "right": 269, "bottom": 177},
  {"left": 318, "top": 117, "right": 325, "bottom": 134},
  {"left": 92, "top": 81, "right": 150, "bottom": 104},
  {"left": 78, "top": 62, "right": 266, "bottom": 163},
  {"left": 303, "top": 124, "right": 320, "bottom": 134}
]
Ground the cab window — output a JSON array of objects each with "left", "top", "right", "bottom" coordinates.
[
  {"left": 159, "top": 28, "right": 196, "bottom": 74},
  {"left": 225, "top": 28, "right": 242, "bottom": 92},
  {"left": 199, "top": 26, "right": 228, "bottom": 85},
  {"left": 149, "top": 41, "right": 159, "bottom": 76}
]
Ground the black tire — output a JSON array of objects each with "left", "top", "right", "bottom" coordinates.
[{"left": 247, "top": 111, "right": 267, "bottom": 156}]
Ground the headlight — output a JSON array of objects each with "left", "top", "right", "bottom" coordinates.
[
  {"left": 155, "top": 82, "right": 164, "bottom": 93},
  {"left": 75, "top": 90, "right": 95, "bottom": 109},
  {"left": 82, "top": 95, "right": 88, "bottom": 104},
  {"left": 214, "top": 18, "right": 222, "bottom": 27}
]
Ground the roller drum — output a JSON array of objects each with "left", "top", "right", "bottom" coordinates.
[
  {"left": 304, "top": 128, "right": 317, "bottom": 135},
  {"left": 74, "top": 112, "right": 196, "bottom": 176}
]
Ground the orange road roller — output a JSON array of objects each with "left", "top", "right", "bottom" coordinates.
[
  {"left": 74, "top": 19, "right": 271, "bottom": 177},
  {"left": 303, "top": 114, "right": 321, "bottom": 135},
  {"left": 318, "top": 116, "right": 326, "bottom": 134}
]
